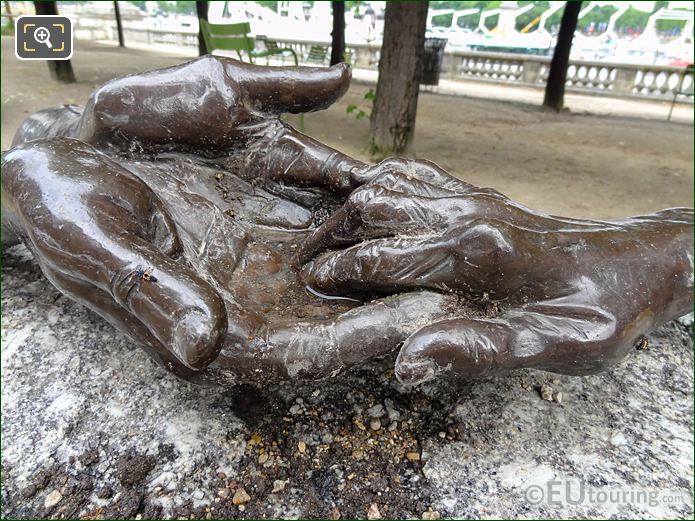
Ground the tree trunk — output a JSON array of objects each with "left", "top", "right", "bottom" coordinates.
[
  {"left": 114, "top": 1, "right": 124, "bottom": 47},
  {"left": 543, "top": 1, "right": 582, "bottom": 111},
  {"left": 369, "top": 1, "right": 428, "bottom": 158},
  {"left": 33, "top": 1, "right": 76, "bottom": 83},
  {"left": 196, "top": 1, "right": 209, "bottom": 56},
  {"left": 330, "top": 1, "right": 345, "bottom": 66}
]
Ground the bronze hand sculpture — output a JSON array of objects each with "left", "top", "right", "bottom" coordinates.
[
  {"left": 2, "top": 57, "right": 454, "bottom": 385},
  {"left": 2, "top": 56, "right": 692, "bottom": 387},
  {"left": 297, "top": 160, "right": 693, "bottom": 384}
]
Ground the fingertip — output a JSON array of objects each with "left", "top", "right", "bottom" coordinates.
[
  {"left": 395, "top": 319, "right": 502, "bottom": 385},
  {"left": 291, "top": 62, "right": 352, "bottom": 114},
  {"left": 172, "top": 303, "right": 226, "bottom": 370},
  {"left": 395, "top": 332, "right": 444, "bottom": 386}
]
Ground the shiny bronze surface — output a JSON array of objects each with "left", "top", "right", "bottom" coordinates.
[{"left": 2, "top": 56, "right": 692, "bottom": 386}]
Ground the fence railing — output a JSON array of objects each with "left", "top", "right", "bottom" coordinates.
[
  {"left": 439, "top": 51, "right": 694, "bottom": 102},
  {"left": 72, "top": 21, "right": 694, "bottom": 104}
]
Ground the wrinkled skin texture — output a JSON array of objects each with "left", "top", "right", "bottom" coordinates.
[
  {"left": 297, "top": 161, "right": 693, "bottom": 384},
  {"left": 2, "top": 57, "right": 454, "bottom": 386},
  {"left": 2, "top": 56, "right": 693, "bottom": 387}
]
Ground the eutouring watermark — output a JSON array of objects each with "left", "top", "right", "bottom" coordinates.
[{"left": 523, "top": 480, "right": 689, "bottom": 508}]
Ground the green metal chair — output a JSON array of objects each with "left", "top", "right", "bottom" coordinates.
[
  {"left": 199, "top": 19, "right": 298, "bottom": 66},
  {"left": 305, "top": 44, "right": 329, "bottom": 66},
  {"left": 199, "top": 19, "right": 303, "bottom": 130},
  {"left": 256, "top": 35, "right": 299, "bottom": 66}
]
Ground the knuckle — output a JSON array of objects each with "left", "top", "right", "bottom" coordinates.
[
  {"left": 456, "top": 219, "right": 515, "bottom": 260},
  {"left": 347, "top": 185, "right": 378, "bottom": 210}
]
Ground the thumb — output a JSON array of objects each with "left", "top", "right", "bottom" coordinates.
[
  {"left": 230, "top": 60, "right": 352, "bottom": 114},
  {"left": 4, "top": 139, "right": 227, "bottom": 370}
]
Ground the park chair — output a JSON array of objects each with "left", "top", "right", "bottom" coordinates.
[
  {"left": 199, "top": 19, "right": 298, "bottom": 67},
  {"left": 256, "top": 35, "right": 299, "bottom": 66},
  {"left": 199, "top": 19, "right": 303, "bottom": 130},
  {"left": 305, "top": 45, "right": 329, "bottom": 66}
]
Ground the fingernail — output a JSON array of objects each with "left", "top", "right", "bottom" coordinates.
[
  {"left": 395, "top": 355, "right": 440, "bottom": 386},
  {"left": 173, "top": 308, "right": 222, "bottom": 370}
]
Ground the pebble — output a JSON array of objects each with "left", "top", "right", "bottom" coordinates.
[
  {"left": 422, "top": 510, "right": 441, "bottom": 520},
  {"left": 258, "top": 453, "right": 269, "bottom": 464},
  {"left": 366, "top": 404, "right": 385, "bottom": 418},
  {"left": 289, "top": 404, "right": 302, "bottom": 415},
  {"left": 44, "top": 490, "right": 62, "bottom": 509},
  {"left": 438, "top": 431, "right": 446, "bottom": 439},
  {"left": 351, "top": 449, "right": 364, "bottom": 459},
  {"left": 388, "top": 421, "right": 398, "bottom": 432},
  {"left": 330, "top": 507, "right": 341, "bottom": 519},
  {"left": 272, "top": 479, "right": 286, "bottom": 493},
  {"left": 540, "top": 384, "right": 553, "bottom": 401},
  {"left": 367, "top": 503, "right": 382, "bottom": 520},
  {"left": 232, "top": 488, "right": 251, "bottom": 505},
  {"left": 217, "top": 488, "right": 229, "bottom": 499},
  {"left": 369, "top": 419, "right": 382, "bottom": 431},
  {"left": 384, "top": 399, "right": 401, "bottom": 421},
  {"left": 192, "top": 490, "right": 204, "bottom": 500},
  {"left": 553, "top": 391, "right": 563, "bottom": 404},
  {"left": 298, "top": 441, "right": 306, "bottom": 454},
  {"left": 406, "top": 452, "right": 421, "bottom": 462},
  {"left": 611, "top": 431, "right": 628, "bottom": 446}
]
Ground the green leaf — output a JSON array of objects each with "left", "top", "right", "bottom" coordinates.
[
  {"left": 346, "top": 104, "right": 357, "bottom": 113},
  {"left": 356, "top": 111, "right": 366, "bottom": 120},
  {"left": 363, "top": 89, "right": 376, "bottom": 101}
]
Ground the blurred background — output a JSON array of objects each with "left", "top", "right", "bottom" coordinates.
[
  {"left": 3, "top": 1, "right": 693, "bottom": 64},
  {"left": 1, "top": 1, "right": 693, "bottom": 219}
]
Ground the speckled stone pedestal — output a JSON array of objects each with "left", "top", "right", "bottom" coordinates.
[{"left": 2, "top": 244, "right": 693, "bottom": 520}]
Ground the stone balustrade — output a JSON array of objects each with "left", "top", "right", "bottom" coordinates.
[{"left": 67, "top": 18, "right": 694, "bottom": 104}]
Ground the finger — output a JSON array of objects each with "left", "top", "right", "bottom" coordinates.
[
  {"left": 351, "top": 158, "right": 476, "bottom": 194},
  {"left": 211, "top": 291, "right": 455, "bottom": 382},
  {"left": 395, "top": 300, "right": 634, "bottom": 386},
  {"left": 295, "top": 184, "right": 450, "bottom": 265},
  {"left": 5, "top": 140, "right": 227, "bottom": 370},
  {"left": 231, "top": 60, "right": 352, "bottom": 115},
  {"left": 40, "top": 264, "right": 200, "bottom": 380},
  {"left": 301, "top": 218, "right": 512, "bottom": 297},
  {"left": 302, "top": 236, "right": 453, "bottom": 297}
]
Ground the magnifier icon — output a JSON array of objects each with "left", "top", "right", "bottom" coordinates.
[{"left": 34, "top": 26, "right": 53, "bottom": 49}]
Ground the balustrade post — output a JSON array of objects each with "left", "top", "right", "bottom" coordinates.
[
  {"left": 613, "top": 67, "right": 638, "bottom": 95},
  {"left": 354, "top": 47, "right": 371, "bottom": 68},
  {"left": 522, "top": 60, "right": 542, "bottom": 85},
  {"left": 441, "top": 53, "right": 456, "bottom": 78}
]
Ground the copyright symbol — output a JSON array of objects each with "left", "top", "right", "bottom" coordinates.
[{"left": 524, "top": 485, "right": 544, "bottom": 505}]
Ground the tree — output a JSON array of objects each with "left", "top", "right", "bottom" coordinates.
[
  {"left": 113, "top": 1, "right": 124, "bottom": 47},
  {"left": 543, "top": 1, "right": 582, "bottom": 112},
  {"left": 33, "top": 1, "right": 76, "bottom": 83},
  {"left": 330, "top": 1, "right": 346, "bottom": 66},
  {"left": 369, "top": 1, "right": 428, "bottom": 158},
  {"left": 196, "top": 1, "right": 208, "bottom": 56}
]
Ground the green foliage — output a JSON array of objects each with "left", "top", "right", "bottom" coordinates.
[
  {"left": 126, "top": 1, "right": 197, "bottom": 15},
  {"left": 253, "top": 1, "right": 279, "bottom": 13},
  {"left": 346, "top": 88, "right": 375, "bottom": 122},
  {"left": 428, "top": 1, "right": 684, "bottom": 32}
]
